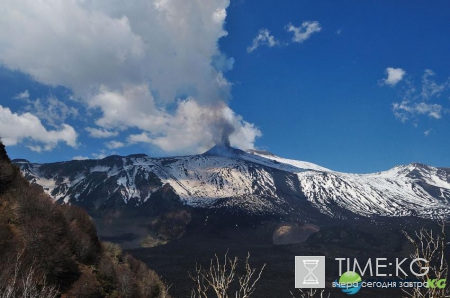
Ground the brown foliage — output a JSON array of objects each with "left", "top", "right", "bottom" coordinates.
[
  {"left": 0, "top": 141, "right": 171, "bottom": 297},
  {"left": 15, "top": 184, "right": 79, "bottom": 289},
  {"left": 66, "top": 268, "right": 102, "bottom": 298},
  {"left": 62, "top": 205, "right": 101, "bottom": 263},
  {"left": 0, "top": 251, "right": 59, "bottom": 298},
  {"left": 98, "top": 243, "right": 171, "bottom": 298}
]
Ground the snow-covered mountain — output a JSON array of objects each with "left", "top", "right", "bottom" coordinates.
[{"left": 14, "top": 144, "right": 450, "bottom": 219}]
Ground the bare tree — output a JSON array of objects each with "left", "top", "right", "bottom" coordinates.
[
  {"left": 116, "top": 264, "right": 137, "bottom": 298},
  {"left": 290, "top": 288, "right": 330, "bottom": 298},
  {"left": 0, "top": 253, "right": 58, "bottom": 298},
  {"left": 190, "top": 252, "right": 265, "bottom": 298},
  {"left": 402, "top": 222, "right": 449, "bottom": 298}
]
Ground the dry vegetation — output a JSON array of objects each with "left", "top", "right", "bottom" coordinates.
[
  {"left": 402, "top": 223, "right": 449, "bottom": 298},
  {"left": 290, "top": 289, "right": 330, "bottom": 298},
  {"left": 189, "top": 252, "right": 265, "bottom": 298},
  {"left": 0, "top": 141, "right": 171, "bottom": 298}
]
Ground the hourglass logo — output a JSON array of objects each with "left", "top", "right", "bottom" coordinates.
[{"left": 295, "top": 256, "right": 325, "bottom": 288}]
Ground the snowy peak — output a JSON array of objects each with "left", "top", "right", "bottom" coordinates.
[
  {"left": 202, "top": 144, "right": 329, "bottom": 173},
  {"left": 202, "top": 144, "right": 246, "bottom": 158},
  {"left": 380, "top": 162, "right": 432, "bottom": 176},
  {"left": 244, "top": 150, "right": 331, "bottom": 172},
  {"left": 376, "top": 162, "right": 450, "bottom": 184},
  {"left": 14, "top": 146, "right": 450, "bottom": 220},
  {"left": 246, "top": 149, "right": 277, "bottom": 157}
]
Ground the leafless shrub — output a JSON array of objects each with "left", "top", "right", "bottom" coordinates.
[
  {"left": 0, "top": 252, "right": 58, "bottom": 298},
  {"left": 116, "top": 264, "right": 137, "bottom": 298},
  {"left": 102, "top": 242, "right": 123, "bottom": 261},
  {"left": 189, "top": 252, "right": 265, "bottom": 298},
  {"left": 97, "top": 244, "right": 172, "bottom": 298},
  {"left": 290, "top": 288, "right": 330, "bottom": 298},
  {"left": 124, "top": 254, "right": 171, "bottom": 298},
  {"left": 402, "top": 222, "right": 449, "bottom": 298}
]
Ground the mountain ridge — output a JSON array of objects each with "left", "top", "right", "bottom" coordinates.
[{"left": 14, "top": 145, "right": 450, "bottom": 221}]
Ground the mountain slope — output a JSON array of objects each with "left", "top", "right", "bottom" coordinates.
[
  {"left": 15, "top": 144, "right": 450, "bottom": 220},
  {"left": 0, "top": 142, "right": 171, "bottom": 297}
]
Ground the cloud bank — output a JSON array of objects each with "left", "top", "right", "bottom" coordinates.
[
  {"left": 0, "top": 106, "right": 77, "bottom": 151},
  {"left": 0, "top": 0, "right": 261, "bottom": 153}
]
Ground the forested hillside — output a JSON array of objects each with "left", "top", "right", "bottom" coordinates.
[{"left": 0, "top": 141, "right": 170, "bottom": 298}]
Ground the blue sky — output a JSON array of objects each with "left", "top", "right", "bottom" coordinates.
[{"left": 0, "top": 0, "right": 449, "bottom": 173}]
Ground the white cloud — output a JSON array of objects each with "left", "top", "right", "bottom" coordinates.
[
  {"left": 0, "top": 0, "right": 145, "bottom": 96},
  {"left": 421, "top": 69, "right": 448, "bottom": 99},
  {"left": 0, "top": 0, "right": 261, "bottom": 153},
  {"left": 85, "top": 127, "right": 119, "bottom": 138},
  {"left": 91, "top": 152, "right": 107, "bottom": 159},
  {"left": 227, "top": 113, "right": 262, "bottom": 150},
  {"left": 247, "top": 29, "right": 279, "bottom": 53},
  {"left": 88, "top": 85, "right": 165, "bottom": 131},
  {"left": 14, "top": 90, "right": 30, "bottom": 100},
  {"left": 424, "top": 129, "right": 432, "bottom": 136},
  {"left": 286, "top": 21, "right": 322, "bottom": 43},
  {"left": 212, "top": 53, "right": 235, "bottom": 72},
  {"left": 384, "top": 67, "right": 406, "bottom": 86},
  {"left": 105, "top": 140, "right": 125, "bottom": 149},
  {"left": 414, "top": 102, "right": 443, "bottom": 119},
  {"left": 15, "top": 93, "right": 78, "bottom": 127},
  {"left": 247, "top": 21, "right": 321, "bottom": 53},
  {"left": 393, "top": 101, "right": 442, "bottom": 122},
  {"left": 87, "top": 85, "right": 260, "bottom": 153},
  {"left": 389, "top": 69, "right": 449, "bottom": 124},
  {"left": 27, "top": 145, "right": 56, "bottom": 153},
  {"left": 0, "top": 105, "right": 77, "bottom": 149},
  {"left": 119, "top": 94, "right": 262, "bottom": 153},
  {"left": 0, "top": 0, "right": 231, "bottom": 103},
  {"left": 73, "top": 155, "right": 89, "bottom": 161},
  {"left": 213, "top": 7, "right": 227, "bottom": 24},
  {"left": 128, "top": 133, "right": 153, "bottom": 144}
]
